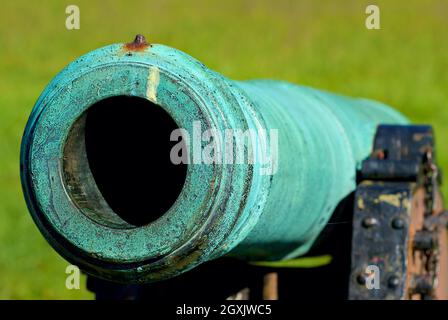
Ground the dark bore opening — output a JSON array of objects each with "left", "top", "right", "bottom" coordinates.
[{"left": 64, "top": 96, "right": 187, "bottom": 227}]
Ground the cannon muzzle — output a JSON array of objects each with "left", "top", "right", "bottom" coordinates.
[{"left": 20, "top": 35, "right": 407, "bottom": 283}]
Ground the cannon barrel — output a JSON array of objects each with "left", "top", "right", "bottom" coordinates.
[{"left": 20, "top": 35, "right": 408, "bottom": 283}]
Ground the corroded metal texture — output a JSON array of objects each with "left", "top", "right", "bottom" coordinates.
[
  {"left": 349, "top": 125, "right": 447, "bottom": 300},
  {"left": 20, "top": 36, "right": 408, "bottom": 283}
]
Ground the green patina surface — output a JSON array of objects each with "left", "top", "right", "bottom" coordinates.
[
  {"left": 21, "top": 39, "right": 407, "bottom": 283},
  {"left": 2, "top": 0, "right": 445, "bottom": 299}
]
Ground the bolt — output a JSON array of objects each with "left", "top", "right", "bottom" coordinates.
[
  {"left": 356, "top": 273, "right": 367, "bottom": 285},
  {"left": 411, "top": 275, "right": 433, "bottom": 295},
  {"left": 391, "top": 217, "right": 405, "bottom": 229},
  {"left": 133, "top": 34, "right": 147, "bottom": 45},
  {"left": 362, "top": 217, "right": 378, "bottom": 228},
  {"left": 413, "top": 230, "right": 437, "bottom": 251},
  {"left": 387, "top": 275, "right": 400, "bottom": 289}
]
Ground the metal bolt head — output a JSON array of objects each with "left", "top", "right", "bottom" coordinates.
[
  {"left": 413, "top": 230, "right": 437, "bottom": 251},
  {"left": 387, "top": 275, "right": 400, "bottom": 289},
  {"left": 356, "top": 273, "right": 367, "bottom": 285},
  {"left": 391, "top": 217, "right": 405, "bottom": 229},
  {"left": 411, "top": 275, "right": 433, "bottom": 295},
  {"left": 133, "top": 34, "right": 147, "bottom": 45},
  {"left": 362, "top": 217, "right": 378, "bottom": 228}
]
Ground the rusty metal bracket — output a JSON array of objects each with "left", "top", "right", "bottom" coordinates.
[{"left": 349, "top": 125, "right": 448, "bottom": 300}]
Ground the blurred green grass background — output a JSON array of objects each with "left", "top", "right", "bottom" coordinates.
[{"left": 0, "top": 0, "right": 446, "bottom": 299}]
